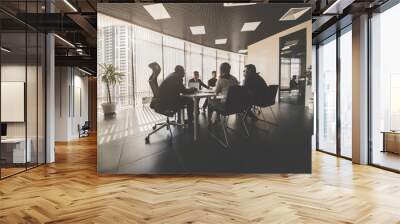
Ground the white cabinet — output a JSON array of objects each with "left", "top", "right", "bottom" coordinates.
[{"left": 1, "top": 138, "right": 32, "bottom": 163}]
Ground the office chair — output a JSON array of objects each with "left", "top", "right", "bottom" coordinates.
[
  {"left": 78, "top": 121, "right": 90, "bottom": 138},
  {"left": 208, "top": 86, "right": 251, "bottom": 148},
  {"left": 145, "top": 72, "right": 185, "bottom": 144},
  {"left": 251, "top": 85, "right": 279, "bottom": 126}
]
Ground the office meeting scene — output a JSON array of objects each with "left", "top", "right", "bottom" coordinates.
[{"left": 97, "top": 3, "right": 314, "bottom": 174}]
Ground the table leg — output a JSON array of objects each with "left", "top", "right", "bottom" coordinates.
[
  {"left": 180, "top": 108, "right": 185, "bottom": 125},
  {"left": 193, "top": 97, "right": 198, "bottom": 141}
]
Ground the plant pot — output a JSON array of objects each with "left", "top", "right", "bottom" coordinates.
[{"left": 102, "top": 103, "right": 116, "bottom": 115}]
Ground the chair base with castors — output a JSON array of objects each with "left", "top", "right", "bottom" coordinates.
[{"left": 145, "top": 112, "right": 185, "bottom": 144}]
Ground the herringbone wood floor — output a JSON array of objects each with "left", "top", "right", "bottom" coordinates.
[{"left": 1, "top": 135, "right": 400, "bottom": 223}]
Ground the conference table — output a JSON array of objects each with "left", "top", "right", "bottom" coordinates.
[{"left": 182, "top": 90, "right": 217, "bottom": 141}]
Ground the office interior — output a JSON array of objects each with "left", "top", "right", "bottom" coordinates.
[
  {"left": 0, "top": 0, "right": 97, "bottom": 179},
  {"left": 97, "top": 3, "right": 314, "bottom": 174},
  {"left": 0, "top": 0, "right": 397, "bottom": 175},
  {"left": 0, "top": 0, "right": 400, "bottom": 222}
]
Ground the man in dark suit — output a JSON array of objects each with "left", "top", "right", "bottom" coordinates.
[
  {"left": 202, "top": 71, "right": 217, "bottom": 112},
  {"left": 158, "top": 65, "right": 195, "bottom": 123},
  {"left": 207, "top": 71, "right": 218, "bottom": 88},
  {"left": 188, "top": 71, "right": 209, "bottom": 114},
  {"left": 243, "top": 64, "right": 268, "bottom": 119},
  {"left": 188, "top": 71, "right": 209, "bottom": 90}
]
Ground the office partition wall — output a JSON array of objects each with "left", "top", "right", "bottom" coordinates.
[
  {"left": 0, "top": 3, "right": 46, "bottom": 179},
  {"left": 370, "top": 2, "right": 400, "bottom": 171}
]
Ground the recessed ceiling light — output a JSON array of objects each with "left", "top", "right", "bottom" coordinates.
[
  {"left": 241, "top": 21, "right": 261, "bottom": 32},
  {"left": 190, "top": 26, "right": 206, "bottom": 35},
  {"left": 54, "top": 34, "right": 75, "bottom": 48},
  {"left": 238, "top": 49, "right": 247, "bottom": 54},
  {"left": 143, "top": 4, "right": 170, "bottom": 20},
  {"left": 1, "top": 47, "right": 11, "bottom": 53},
  {"left": 215, "top": 38, "right": 227, "bottom": 45},
  {"left": 280, "top": 7, "right": 311, "bottom": 21},
  {"left": 63, "top": 0, "right": 78, "bottom": 12},
  {"left": 224, "top": 3, "right": 257, "bottom": 7}
]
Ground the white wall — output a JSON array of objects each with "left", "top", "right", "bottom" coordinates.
[
  {"left": 55, "top": 67, "right": 89, "bottom": 141},
  {"left": 247, "top": 21, "right": 313, "bottom": 88}
]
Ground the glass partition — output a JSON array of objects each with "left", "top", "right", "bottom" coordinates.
[
  {"left": 339, "top": 26, "right": 352, "bottom": 158},
  {"left": 1, "top": 31, "right": 28, "bottom": 177},
  {"left": 317, "top": 35, "right": 337, "bottom": 154},
  {"left": 0, "top": 2, "right": 46, "bottom": 179},
  {"left": 370, "top": 3, "right": 400, "bottom": 171}
]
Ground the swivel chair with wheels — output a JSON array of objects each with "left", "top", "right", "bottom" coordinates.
[{"left": 145, "top": 63, "right": 184, "bottom": 144}]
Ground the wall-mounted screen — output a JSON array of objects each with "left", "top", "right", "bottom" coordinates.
[{"left": 1, "top": 82, "right": 25, "bottom": 122}]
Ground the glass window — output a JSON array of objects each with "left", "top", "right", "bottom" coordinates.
[
  {"left": 217, "top": 50, "right": 229, "bottom": 77},
  {"left": 97, "top": 13, "right": 245, "bottom": 111},
  {"left": 97, "top": 14, "right": 134, "bottom": 107},
  {"left": 339, "top": 27, "right": 352, "bottom": 158},
  {"left": 317, "top": 35, "right": 337, "bottom": 154},
  {"left": 185, "top": 42, "right": 202, "bottom": 85},
  {"left": 163, "top": 35, "right": 184, "bottom": 78},
  {"left": 371, "top": 3, "right": 400, "bottom": 171},
  {"left": 229, "top": 53, "right": 240, "bottom": 81},
  {"left": 239, "top": 55, "right": 246, "bottom": 84},
  {"left": 202, "top": 47, "right": 216, "bottom": 83},
  {"left": 134, "top": 25, "right": 162, "bottom": 106}
]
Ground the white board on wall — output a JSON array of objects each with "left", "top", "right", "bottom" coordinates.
[{"left": 1, "top": 82, "right": 25, "bottom": 122}]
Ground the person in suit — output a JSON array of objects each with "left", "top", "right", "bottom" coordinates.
[
  {"left": 188, "top": 71, "right": 209, "bottom": 114},
  {"left": 208, "top": 63, "right": 239, "bottom": 125},
  {"left": 188, "top": 71, "right": 209, "bottom": 90},
  {"left": 208, "top": 71, "right": 218, "bottom": 88},
  {"left": 243, "top": 64, "right": 268, "bottom": 119},
  {"left": 202, "top": 71, "right": 218, "bottom": 112},
  {"left": 158, "top": 65, "right": 195, "bottom": 124},
  {"left": 289, "top": 75, "right": 298, "bottom": 93}
]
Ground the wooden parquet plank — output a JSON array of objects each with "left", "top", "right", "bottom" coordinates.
[{"left": 0, "top": 134, "right": 400, "bottom": 223}]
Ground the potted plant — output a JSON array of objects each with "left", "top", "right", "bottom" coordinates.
[{"left": 99, "top": 63, "right": 124, "bottom": 115}]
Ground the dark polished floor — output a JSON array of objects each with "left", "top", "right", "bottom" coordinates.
[{"left": 98, "top": 102, "right": 313, "bottom": 174}]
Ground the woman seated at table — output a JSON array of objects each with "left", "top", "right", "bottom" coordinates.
[{"left": 208, "top": 62, "right": 239, "bottom": 125}]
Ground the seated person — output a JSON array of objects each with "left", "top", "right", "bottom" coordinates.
[
  {"left": 289, "top": 75, "right": 298, "bottom": 91},
  {"left": 243, "top": 64, "right": 268, "bottom": 119},
  {"left": 208, "top": 62, "right": 239, "bottom": 125},
  {"left": 188, "top": 71, "right": 209, "bottom": 90},
  {"left": 202, "top": 71, "right": 218, "bottom": 111},
  {"left": 157, "top": 65, "right": 195, "bottom": 124},
  {"left": 188, "top": 71, "right": 209, "bottom": 113},
  {"left": 208, "top": 71, "right": 218, "bottom": 88}
]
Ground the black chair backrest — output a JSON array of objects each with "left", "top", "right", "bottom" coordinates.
[
  {"left": 267, "top": 85, "right": 279, "bottom": 104},
  {"left": 253, "top": 85, "right": 278, "bottom": 107},
  {"left": 149, "top": 78, "right": 158, "bottom": 97},
  {"left": 224, "top": 86, "right": 251, "bottom": 115}
]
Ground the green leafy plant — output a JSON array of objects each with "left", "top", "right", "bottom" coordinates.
[{"left": 99, "top": 63, "right": 124, "bottom": 104}]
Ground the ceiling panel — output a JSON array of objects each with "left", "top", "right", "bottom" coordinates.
[{"left": 98, "top": 3, "right": 311, "bottom": 53}]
